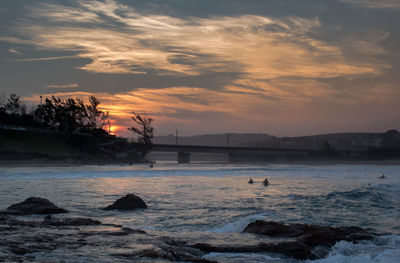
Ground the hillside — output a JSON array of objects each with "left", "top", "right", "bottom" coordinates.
[
  {"left": 0, "top": 128, "right": 82, "bottom": 160},
  {"left": 153, "top": 131, "right": 400, "bottom": 151},
  {"left": 153, "top": 133, "right": 275, "bottom": 147},
  {"left": 0, "top": 126, "right": 145, "bottom": 164}
]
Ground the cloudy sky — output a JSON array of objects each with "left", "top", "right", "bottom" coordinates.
[{"left": 0, "top": 0, "right": 399, "bottom": 136}]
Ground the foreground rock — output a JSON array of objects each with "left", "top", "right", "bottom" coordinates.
[
  {"left": 103, "top": 194, "right": 147, "bottom": 211},
  {"left": 191, "top": 221, "right": 378, "bottom": 260},
  {"left": 191, "top": 241, "right": 315, "bottom": 260},
  {"left": 0, "top": 215, "right": 215, "bottom": 263},
  {"left": 0, "top": 215, "right": 387, "bottom": 262},
  {"left": 4, "top": 197, "right": 68, "bottom": 215},
  {"left": 242, "top": 220, "right": 376, "bottom": 259},
  {"left": 42, "top": 215, "right": 101, "bottom": 226}
]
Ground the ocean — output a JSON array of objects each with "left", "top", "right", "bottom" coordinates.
[{"left": 0, "top": 163, "right": 399, "bottom": 262}]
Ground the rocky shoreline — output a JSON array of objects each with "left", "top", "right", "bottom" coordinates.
[{"left": 0, "top": 196, "right": 386, "bottom": 262}]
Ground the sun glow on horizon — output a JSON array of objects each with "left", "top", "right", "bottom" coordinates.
[{"left": 5, "top": 0, "right": 400, "bottom": 136}]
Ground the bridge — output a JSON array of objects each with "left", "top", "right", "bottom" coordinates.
[{"left": 149, "top": 144, "right": 344, "bottom": 163}]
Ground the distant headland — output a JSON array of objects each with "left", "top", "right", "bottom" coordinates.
[{"left": 1, "top": 93, "right": 400, "bottom": 165}]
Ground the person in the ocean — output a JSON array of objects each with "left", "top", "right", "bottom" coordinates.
[
  {"left": 149, "top": 163, "right": 154, "bottom": 168},
  {"left": 379, "top": 174, "right": 385, "bottom": 179},
  {"left": 248, "top": 178, "right": 254, "bottom": 184},
  {"left": 262, "top": 178, "right": 269, "bottom": 186}
]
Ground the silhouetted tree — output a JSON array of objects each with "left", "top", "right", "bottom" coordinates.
[
  {"left": 34, "top": 96, "right": 109, "bottom": 132},
  {"left": 5, "top": 93, "right": 22, "bottom": 115},
  {"left": 0, "top": 94, "right": 5, "bottom": 115},
  {"left": 0, "top": 94, "right": 5, "bottom": 106},
  {"left": 0, "top": 94, "right": 36, "bottom": 126},
  {"left": 86, "top": 96, "right": 109, "bottom": 129},
  {"left": 128, "top": 112, "right": 154, "bottom": 156},
  {"left": 63, "top": 97, "right": 86, "bottom": 131}
]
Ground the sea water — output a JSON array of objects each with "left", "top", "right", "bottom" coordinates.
[{"left": 0, "top": 163, "right": 399, "bottom": 262}]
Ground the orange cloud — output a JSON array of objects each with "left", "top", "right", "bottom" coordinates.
[
  {"left": 22, "top": 78, "right": 400, "bottom": 136},
  {"left": 4, "top": 0, "right": 386, "bottom": 79},
  {"left": 6, "top": 1, "right": 397, "bottom": 136}
]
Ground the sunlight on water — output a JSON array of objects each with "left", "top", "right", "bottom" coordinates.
[{"left": 0, "top": 163, "right": 399, "bottom": 262}]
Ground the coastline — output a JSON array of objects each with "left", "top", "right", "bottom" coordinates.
[{"left": 1, "top": 158, "right": 400, "bottom": 167}]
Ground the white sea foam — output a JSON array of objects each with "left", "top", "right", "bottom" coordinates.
[
  {"left": 308, "top": 235, "right": 400, "bottom": 263},
  {"left": 210, "top": 212, "right": 269, "bottom": 233}
]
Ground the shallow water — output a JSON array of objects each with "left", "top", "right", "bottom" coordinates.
[{"left": 0, "top": 163, "right": 399, "bottom": 262}]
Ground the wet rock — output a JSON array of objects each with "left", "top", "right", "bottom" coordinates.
[
  {"left": 42, "top": 216, "right": 101, "bottom": 226},
  {"left": 102, "top": 227, "right": 147, "bottom": 236},
  {"left": 5, "top": 197, "right": 68, "bottom": 215},
  {"left": 103, "top": 194, "right": 147, "bottom": 211},
  {"left": 111, "top": 241, "right": 216, "bottom": 263},
  {"left": 0, "top": 255, "right": 24, "bottom": 263},
  {"left": 192, "top": 241, "right": 316, "bottom": 260},
  {"left": 244, "top": 220, "right": 315, "bottom": 237},
  {"left": 243, "top": 220, "right": 376, "bottom": 259},
  {"left": 9, "top": 245, "right": 32, "bottom": 255},
  {"left": 191, "top": 243, "right": 221, "bottom": 252},
  {"left": 158, "top": 241, "right": 212, "bottom": 263},
  {"left": 139, "top": 247, "right": 175, "bottom": 261},
  {"left": 259, "top": 241, "right": 315, "bottom": 260},
  {"left": 297, "top": 226, "right": 373, "bottom": 248},
  {"left": 191, "top": 243, "right": 262, "bottom": 253},
  {"left": 0, "top": 215, "right": 37, "bottom": 227},
  {"left": 102, "top": 223, "right": 123, "bottom": 228},
  {"left": 121, "top": 227, "right": 146, "bottom": 234},
  {"left": 137, "top": 245, "right": 215, "bottom": 263},
  {"left": 0, "top": 214, "right": 155, "bottom": 262},
  {"left": 0, "top": 226, "right": 19, "bottom": 232},
  {"left": 78, "top": 226, "right": 147, "bottom": 237}
]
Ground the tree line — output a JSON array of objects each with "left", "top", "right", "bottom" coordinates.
[
  {"left": 0, "top": 93, "right": 109, "bottom": 133},
  {"left": 0, "top": 93, "right": 154, "bottom": 147}
]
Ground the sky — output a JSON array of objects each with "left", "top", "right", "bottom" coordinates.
[{"left": 0, "top": 0, "right": 399, "bottom": 137}]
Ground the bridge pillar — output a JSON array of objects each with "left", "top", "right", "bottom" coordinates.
[
  {"left": 228, "top": 153, "right": 238, "bottom": 162},
  {"left": 178, "top": 152, "right": 191, "bottom": 163}
]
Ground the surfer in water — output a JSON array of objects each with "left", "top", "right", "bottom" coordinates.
[
  {"left": 379, "top": 174, "right": 385, "bottom": 179},
  {"left": 262, "top": 178, "right": 269, "bottom": 186},
  {"left": 248, "top": 178, "right": 254, "bottom": 184}
]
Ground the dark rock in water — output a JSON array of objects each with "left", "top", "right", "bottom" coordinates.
[
  {"left": 42, "top": 216, "right": 101, "bottom": 226},
  {"left": 0, "top": 213, "right": 381, "bottom": 262},
  {"left": 191, "top": 242, "right": 315, "bottom": 260},
  {"left": 191, "top": 243, "right": 262, "bottom": 253},
  {"left": 121, "top": 227, "right": 147, "bottom": 234},
  {"left": 96, "top": 227, "right": 147, "bottom": 236},
  {"left": 103, "top": 194, "right": 147, "bottom": 211},
  {"left": 244, "top": 220, "right": 307, "bottom": 237},
  {"left": 9, "top": 245, "right": 32, "bottom": 255},
  {"left": 243, "top": 220, "right": 376, "bottom": 259},
  {"left": 0, "top": 214, "right": 171, "bottom": 262},
  {"left": 244, "top": 220, "right": 373, "bottom": 245},
  {"left": 6, "top": 197, "right": 68, "bottom": 215},
  {"left": 259, "top": 241, "right": 316, "bottom": 260},
  {"left": 0, "top": 215, "right": 37, "bottom": 227},
  {"left": 192, "top": 221, "right": 377, "bottom": 261},
  {"left": 297, "top": 225, "right": 374, "bottom": 248}
]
